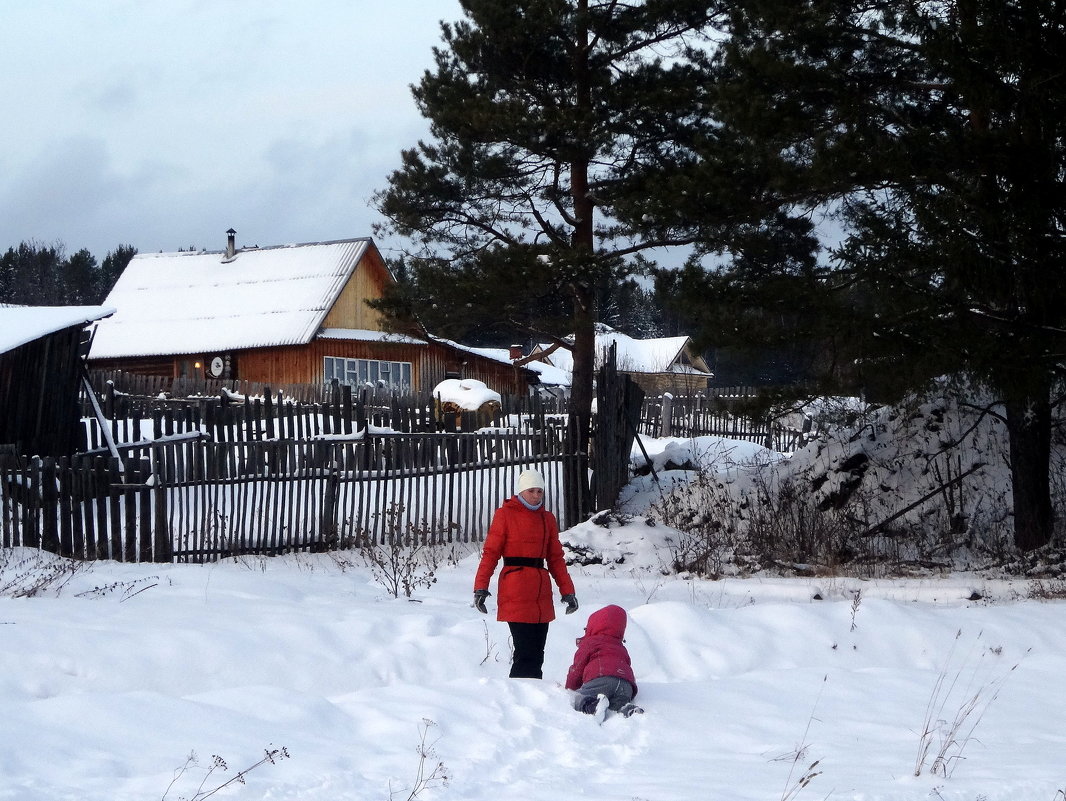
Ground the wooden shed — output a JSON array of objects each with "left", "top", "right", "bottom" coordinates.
[
  {"left": 88, "top": 233, "right": 535, "bottom": 396},
  {"left": 0, "top": 304, "right": 115, "bottom": 458}
]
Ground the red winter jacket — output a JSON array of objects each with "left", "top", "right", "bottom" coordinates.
[
  {"left": 565, "top": 604, "right": 637, "bottom": 695},
  {"left": 474, "top": 496, "right": 575, "bottom": 624}
]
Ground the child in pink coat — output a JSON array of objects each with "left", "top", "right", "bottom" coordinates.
[{"left": 565, "top": 604, "right": 643, "bottom": 721}]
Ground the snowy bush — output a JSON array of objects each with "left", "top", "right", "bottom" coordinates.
[
  {"left": 625, "top": 382, "right": 1066, "bottom": 577},
  {"left": 348, "top": 503, "right": 452, "bottom": 598}
]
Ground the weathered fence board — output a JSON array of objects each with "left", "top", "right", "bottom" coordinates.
[{"left": 2, "top": 430, "right": 574, "bottom": 563}]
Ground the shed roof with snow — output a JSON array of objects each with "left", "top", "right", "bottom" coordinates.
[
  {"left": 1, "top": 304, "right": 115, "bottom": 354},
  {"left": 536, "top": 325, "right": 711, "bottom": 376}
]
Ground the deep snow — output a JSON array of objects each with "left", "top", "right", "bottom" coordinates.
[
  {"left": 3, "top": 469, "right": 1065, "bottom": 800},
  {"left": 5, "top": 394, "right": 1066, "bottom": 800}
]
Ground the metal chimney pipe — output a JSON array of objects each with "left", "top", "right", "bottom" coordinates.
[{"left": 225, "top": 228, "right": 236, "bottom": 259}]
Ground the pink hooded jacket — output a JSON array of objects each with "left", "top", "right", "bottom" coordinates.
[{"left": 564, "top": 604, "right": 637, "bottom": 695}]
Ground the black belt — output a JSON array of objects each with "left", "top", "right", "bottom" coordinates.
[{"left": 503, "top": 557, "right": 545, "bottom": 569}]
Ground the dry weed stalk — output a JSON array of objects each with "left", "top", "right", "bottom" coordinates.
[
  {"left": 391, "top": 719, "right": 449, "bottom": 801},
  {"left": 0, "top": 549, "right": 89, "bottom": 597},
  {"left": 914, "top": 630, "right": 1028, "bottom": 778},
  {"left": 161, "top": 745, "right": 289, "bottom": 800},
  {"left": 771, "top": 675, "right": 826, "bottom": 801},
  {"left": 355, "top": 503, "right": 448, "bottom": 598}
]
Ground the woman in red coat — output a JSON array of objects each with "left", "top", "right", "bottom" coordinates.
[{"left": 473, "top": 469, "right": 577, "bottom": 679}]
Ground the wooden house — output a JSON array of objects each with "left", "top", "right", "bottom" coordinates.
[
  {"left": 88, "top": 233, "right": 536, "bottom": 396},
  {"left": 1, "top": 304, "right": 115, "bottom": 458},
  {"left": 531, "top": 324, "right": 713, "bottom": 396}
]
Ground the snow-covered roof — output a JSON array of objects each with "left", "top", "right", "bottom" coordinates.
[
  {"left": 426, "top": 336, "right": 513, "bottom": 368},
  {"left": 537, "top": 325, "right": 710, "bottom": 377},
  {"left": 475, "top": 346, "right": 572, "bottom": 387},
  {"left": 427, "top": 336, "right": 571, "bottom": 386},
  {"left": 318, "top": 328, "right": 424, "bottom": 345},
  {"left": 1, "top": 304, "right": 115, "bottom": 355},
  {"left": 89, "top": 238, "right": 372, "bottom": 359}
]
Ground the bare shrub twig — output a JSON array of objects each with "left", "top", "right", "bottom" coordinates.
[
  {"left": 353, "top": 503, "right": 449, "bottom": 598},
  {"left": 479, "top": 620, "right": 499, "bottom": 666}
]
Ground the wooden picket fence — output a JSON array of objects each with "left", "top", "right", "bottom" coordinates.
[
  {"left": 638, "top": 390, "right": 807, "bottom": 453},
  {"left": 2, "top": 370, "right": 811, "bottom": 565},
  {"left": 89, "top": 370, "right": 351, "bottom": 405},
  {"left": 85, "top": 371, "right": 797, "bottom": 453},
  {"left": 85, "top": 371, "right": 569, "bottom": 442},
  {"left": 1, "top": 429, "right": 574, "bottom": 563}
]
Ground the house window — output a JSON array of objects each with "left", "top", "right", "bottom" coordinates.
[{"left": 324, "top": 357, "right": 412, "bottom": 391}]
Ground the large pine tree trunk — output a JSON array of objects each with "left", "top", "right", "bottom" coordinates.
[
  {"left": 562, "top": 0, "right": 595, "bottom": 527},
  {"left": 564, "top": 287, "right": 595, "bottom": 526},
  {"left": 1003, "top": 389, "right": 1053, "bottom": 552}
]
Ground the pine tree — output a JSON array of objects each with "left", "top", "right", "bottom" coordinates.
[
  {"left": 674, "top": 1, "right": 1066, "bottom": 550},
  {"left": 62, "top": 249, "right": 98, "bottom": 305},
  {"left": 374, "top": 0, "right": 725, "bottom": 518},
  {"left": 98, "top": 245, "right": 137, "bottom": 302},
  {"left": 0, "top": 242, "right": 65, "bottom": 305},
  {"left": 0, "top": 241, "right": 137, "bottom": 306}
]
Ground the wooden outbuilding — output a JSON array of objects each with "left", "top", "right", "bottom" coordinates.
[{"left": 1, "top": 304, "right": 115, "bottom": 458}]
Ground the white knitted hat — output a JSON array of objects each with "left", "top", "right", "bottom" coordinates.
[{"left": 516, "top": 469, "right": 545, "bottom": 493}]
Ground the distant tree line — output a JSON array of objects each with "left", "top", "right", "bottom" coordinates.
[{"left": 0, "top": 242, "right": 136, "bottom": 306}]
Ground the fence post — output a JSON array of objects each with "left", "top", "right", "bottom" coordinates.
[
  {"left": 58, "top": 456, "right": 77, "bottom": 558},
  {"left": 136, "top": 457, "right": 152, "bottom": 562},
  {"left": 151, "top": 446, "right": 173, "bottom": 562},
  {"left": 40, "top": 457, "right": 58, "bottom": 553},
  {"left": 342, "top": 383, "right": 354, "bottom": 435},
  {"left": 319, "top": 458, "right": 340, "bottom": 550},
  {"left": 659, "top": 392, "right": 673, "bottom": 438}
]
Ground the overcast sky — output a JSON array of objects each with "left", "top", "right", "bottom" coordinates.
[{"left": 0, "top": 1, "right": 461, "bottom": 262}]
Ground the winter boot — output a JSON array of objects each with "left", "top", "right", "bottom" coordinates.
[
  {"left": 593, "top": 694, "right": 610, "bottom": 724},
  {"left": 620, "top": 702, "right": 644, "bottom": 718}
]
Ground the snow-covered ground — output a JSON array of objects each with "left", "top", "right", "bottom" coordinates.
[
  {"left": 3, "top": 501, "right": 1065, "bottom": 800},
  {"left": 4, "top": 392, "right": 1065, "bottom": 800}
]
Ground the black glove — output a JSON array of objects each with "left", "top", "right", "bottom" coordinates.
[
  {"left": 561, "top": 594, "right": 579, "bottom": 615},
  {"left": 473, "top": 589, "right": 490, "bottom": 614}
]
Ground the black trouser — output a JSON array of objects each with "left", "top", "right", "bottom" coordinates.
[{"left": 508, "top": 621, "right": 549, "bottom": 679}]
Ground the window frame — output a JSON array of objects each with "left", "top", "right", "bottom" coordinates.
[{"left": 323, "top": 356, "right": 414, "bottom": 392}]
